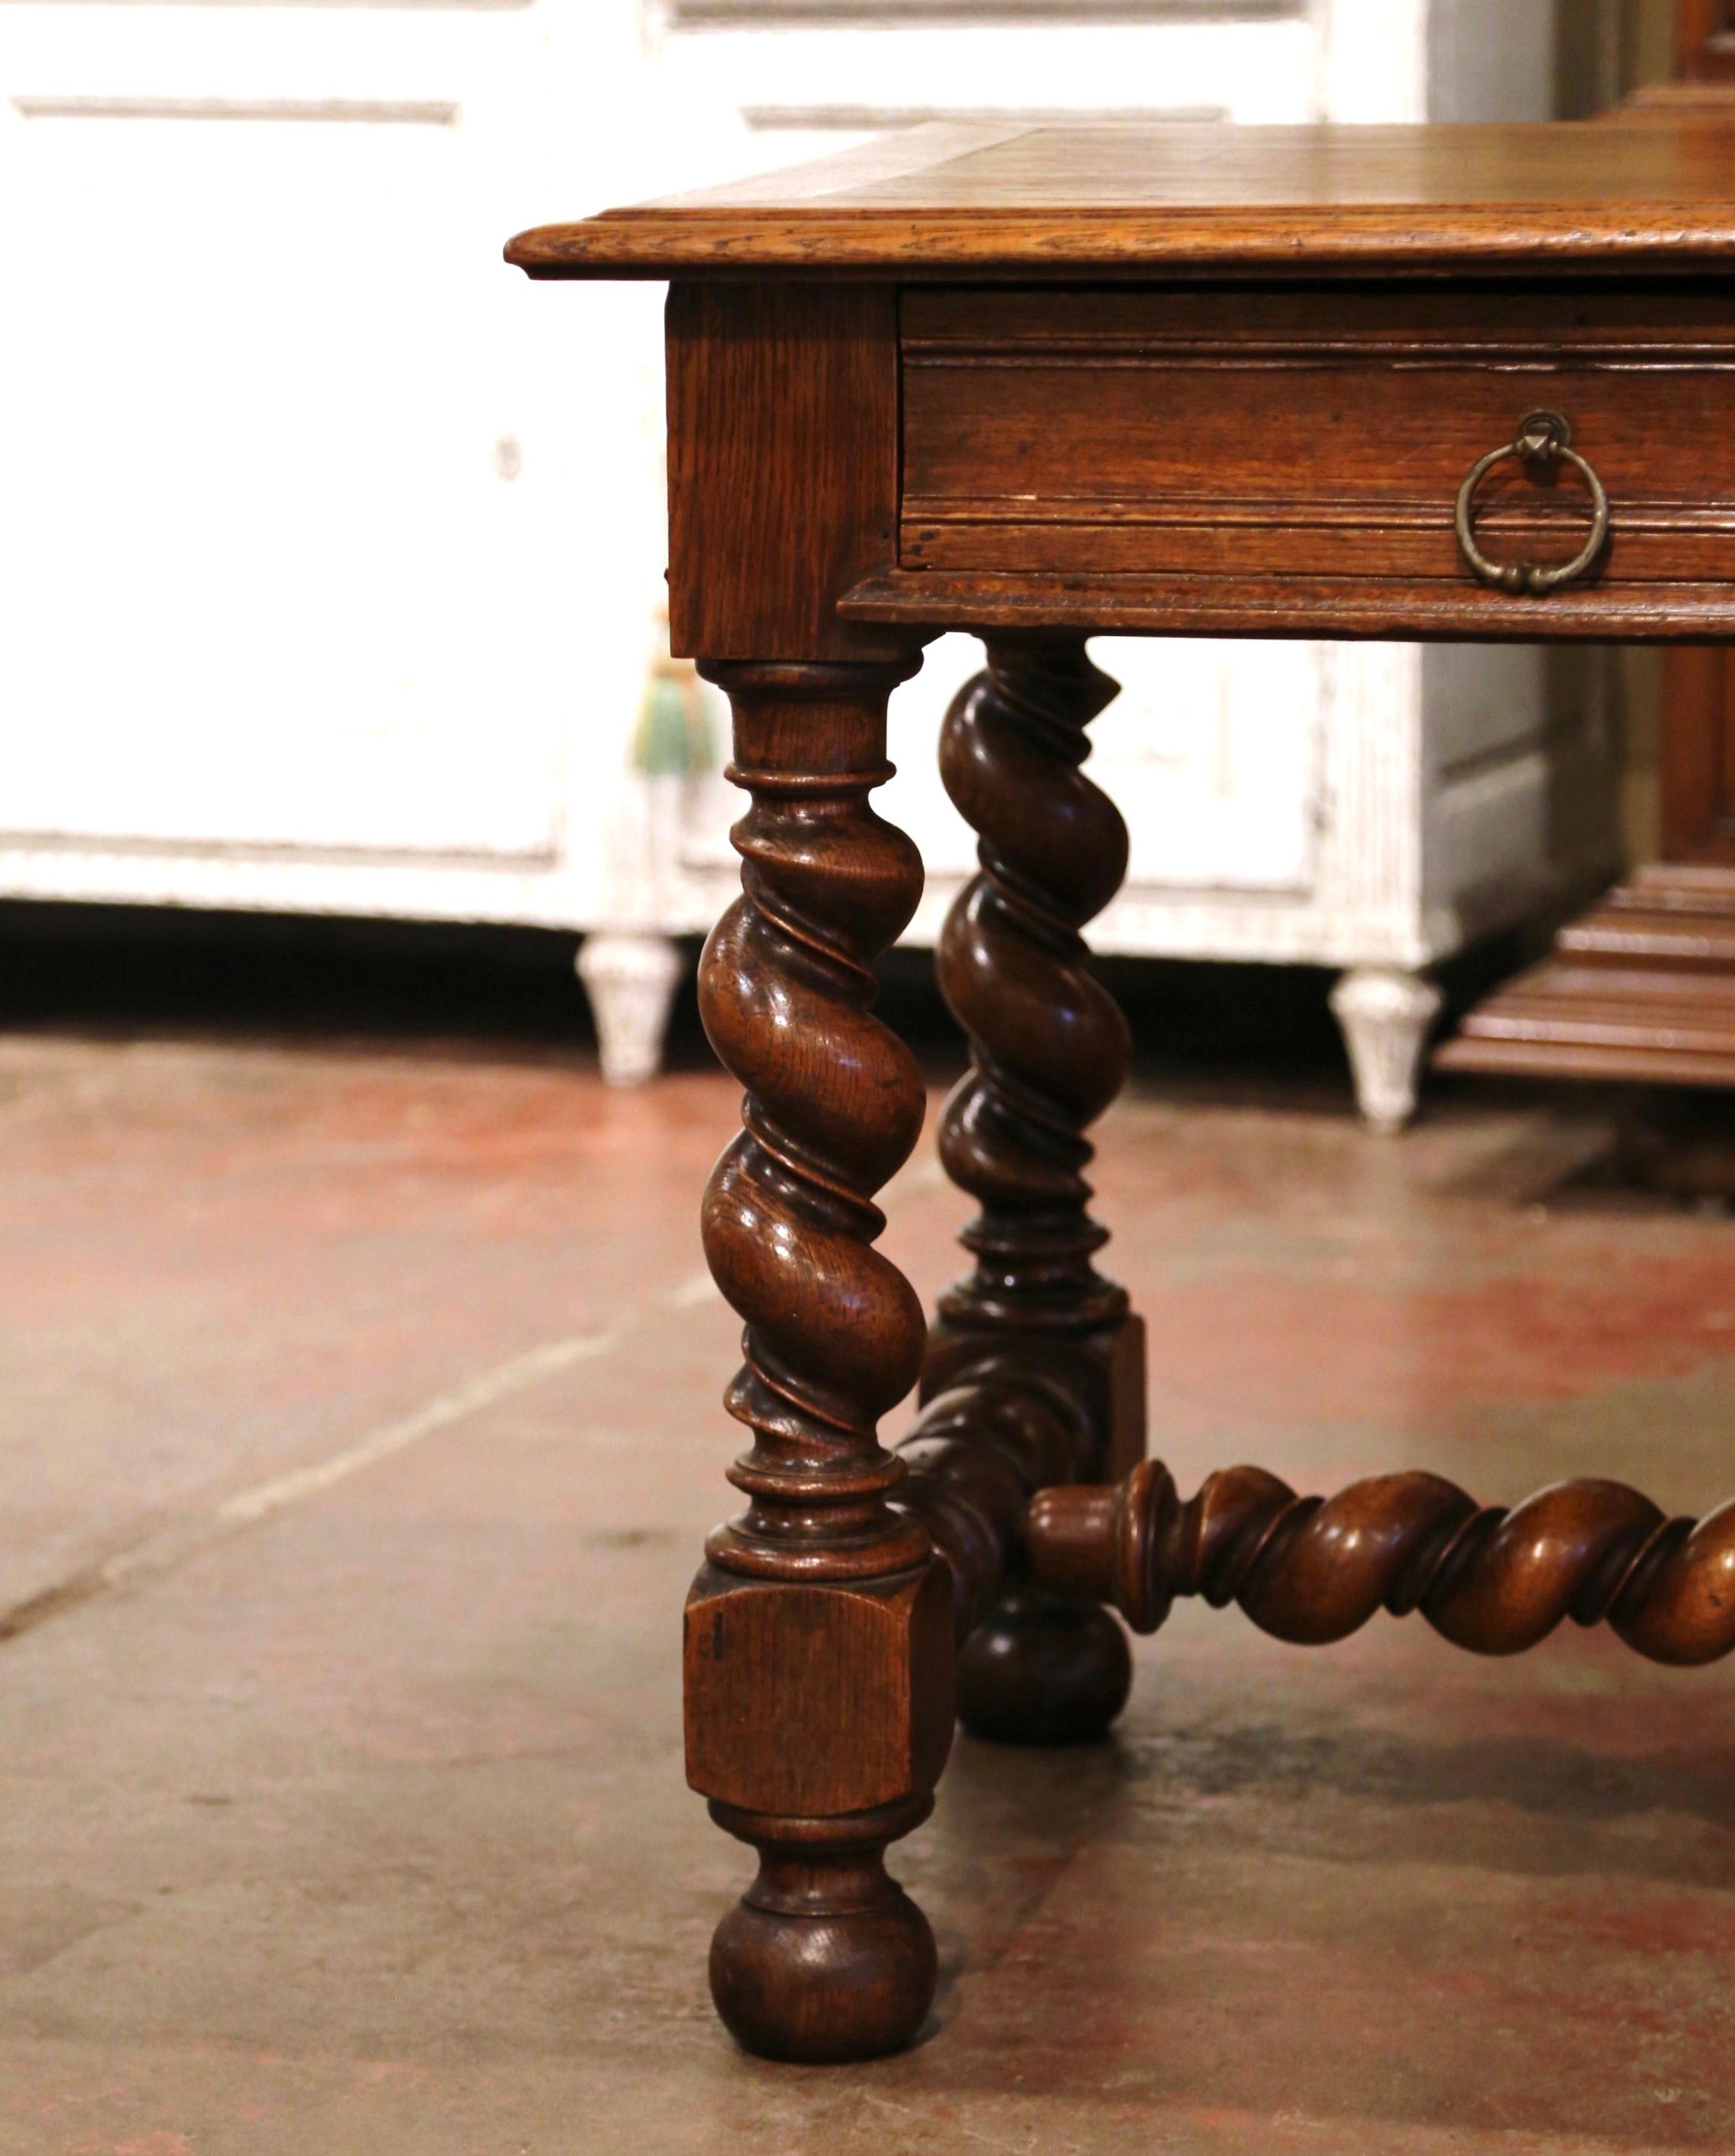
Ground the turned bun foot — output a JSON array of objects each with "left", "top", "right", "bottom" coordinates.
[
  {"left": 707, "top": 1805, "right": 938, "bottom": 2064},
  {"left": 710, "top": 1884, "right": 937, "bottom": 2065},
  {"left": 957, "top": 1589, "right": 1132, "bottom": 1745}
]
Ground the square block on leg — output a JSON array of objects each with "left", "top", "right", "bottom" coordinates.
[{"left": 684, "top": 1560, "right": 956, "bottom": 1818}]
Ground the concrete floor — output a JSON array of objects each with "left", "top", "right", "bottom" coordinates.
[{"left": 5, "top": 1014, "right": 1735, "bottom": 2154}]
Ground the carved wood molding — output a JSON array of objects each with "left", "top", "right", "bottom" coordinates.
[
  {"left": 11, "top": 96, "right": 460, "bottom": 125},
  {"left": 670, "top": 2, "right": 1300, "bottom": 22},
  {"left": 743, "top": 103, "right": 1224, "bottom": 130}
]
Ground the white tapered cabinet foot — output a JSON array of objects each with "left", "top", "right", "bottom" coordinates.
[
  {"left": 1329, "top": 966, "right": 1444, "bottom": 1135},
  {"left": 577, "top": 933, "right": 683, "bottom": 1087}
]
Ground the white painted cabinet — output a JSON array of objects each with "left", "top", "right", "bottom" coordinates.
[
  {"left": 2, "top": 5, "right": 666, "bottom": 930},
  {"left": 2, "top": 2, "right": 1616, "bottom": 1127}
]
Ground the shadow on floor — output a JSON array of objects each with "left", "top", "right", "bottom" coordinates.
[
  {"left": 0, "top": 899, "right": 1534, "bottom": 1100},
  {"left": 9, "top": 900, "right": 1730, "bottom": 1219}
]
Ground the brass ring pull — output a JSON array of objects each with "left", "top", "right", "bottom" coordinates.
[{"left": 1454, "top": 409, "right": 1610, "bottom": 596}]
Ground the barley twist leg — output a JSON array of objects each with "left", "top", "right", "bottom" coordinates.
[
  {"left": 927, "top": 635, "right": 1142, "bottom": 1742},
  {"left": 1030, "top": 1461, "right": 1735, "bottom": 1665},
  {"left": 687, "top": 658, "right": 952, "bottom": 2064}
]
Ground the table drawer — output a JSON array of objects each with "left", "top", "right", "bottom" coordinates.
[{"left": 900, "top": 288, "right": 1735, "bottom": 591}]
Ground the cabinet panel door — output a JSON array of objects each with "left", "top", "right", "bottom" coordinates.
[
  {"left": 654, "top": 6, "right": 1325, "bottom": 129},
  {"left": 1, "top": 24, "right": 567, "bottom": 861}
]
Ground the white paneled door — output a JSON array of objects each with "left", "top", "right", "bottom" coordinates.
[{"left": 0, "top": 7, "right": 651, "bottom": 898}]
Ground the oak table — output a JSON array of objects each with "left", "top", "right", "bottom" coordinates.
[{"left": 508, "top": 122, "right": 1735, "bottom": 2066}]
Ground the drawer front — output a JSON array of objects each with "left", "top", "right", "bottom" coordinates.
[{"left": 900, "top": 288, "right": 1735, "bottom": 590}]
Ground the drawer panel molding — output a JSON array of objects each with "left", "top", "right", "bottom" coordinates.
[{"left": 900, "top": 285, "right": 1735, "bottom": 596}]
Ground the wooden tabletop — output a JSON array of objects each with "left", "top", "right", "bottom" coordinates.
[{"left": 507, "top": 120, "right": 1735, "bottom": 281}]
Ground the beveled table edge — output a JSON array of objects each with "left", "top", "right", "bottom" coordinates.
[{"left": 505, "top": 208, "right": 1735, "bottom": 281}]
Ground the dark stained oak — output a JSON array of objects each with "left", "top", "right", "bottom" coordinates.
[
  {"left": 507, "top": 114, "right": 1735, "bottom": 2067},
  {"left": 686, "top": 658, "right": 951, "bottom": 2064},
  {"left": 893, "top": 1373, "right": 1094, "bottom": 1646},
  {"left": 901, "top": 288, "right": 1735, "bottom": 590},
  {"left": 918, "top": 638, "right": 1144, "bottom": 1744},
  {"left": 508, "top": 120, "right": 1735, "bottom": 278},
  {"left": 842, "top": 571, "right": 1735, "bottom": 644},
  {"left": 884, "top": 276, "right": 1735, "bottom": 641},
  {"left": 667, "top": 283, "right": 909, "bottom": 664},
  {"left": 1028, "top": 1461, "right": 1735, "bottom": 1667},
  {"left": 932, "top": 639, "right": 1132, "bottom": 1347},
  {"left": 521, "top": 126, "right": 1735, "bottom": 647}
]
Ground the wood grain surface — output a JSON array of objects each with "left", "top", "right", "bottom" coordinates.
[
  {"left": 839, "top": 568, "right": 1735, "bottom": 642},
  {"left": 508, "top": 121, "right": 1735, "bottom": 278},
  {"left": 1029, "top": 1458, "right": 1735, "bottom": 1665},
  {"left": 510, "top": 91, "right": 1735, "bottom": 2073},
  {"left": 666, "top": 282, "right": 912, "bottom": 662},
  {"left": 901, "top": 285, "right": 1735, "bottom": 590},
  {"left": 921, "top": 636, "right": 1142, "bottom": 1746},
  {"left": 686, "top": 657, "right": 952, "bottom": 2065}
]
